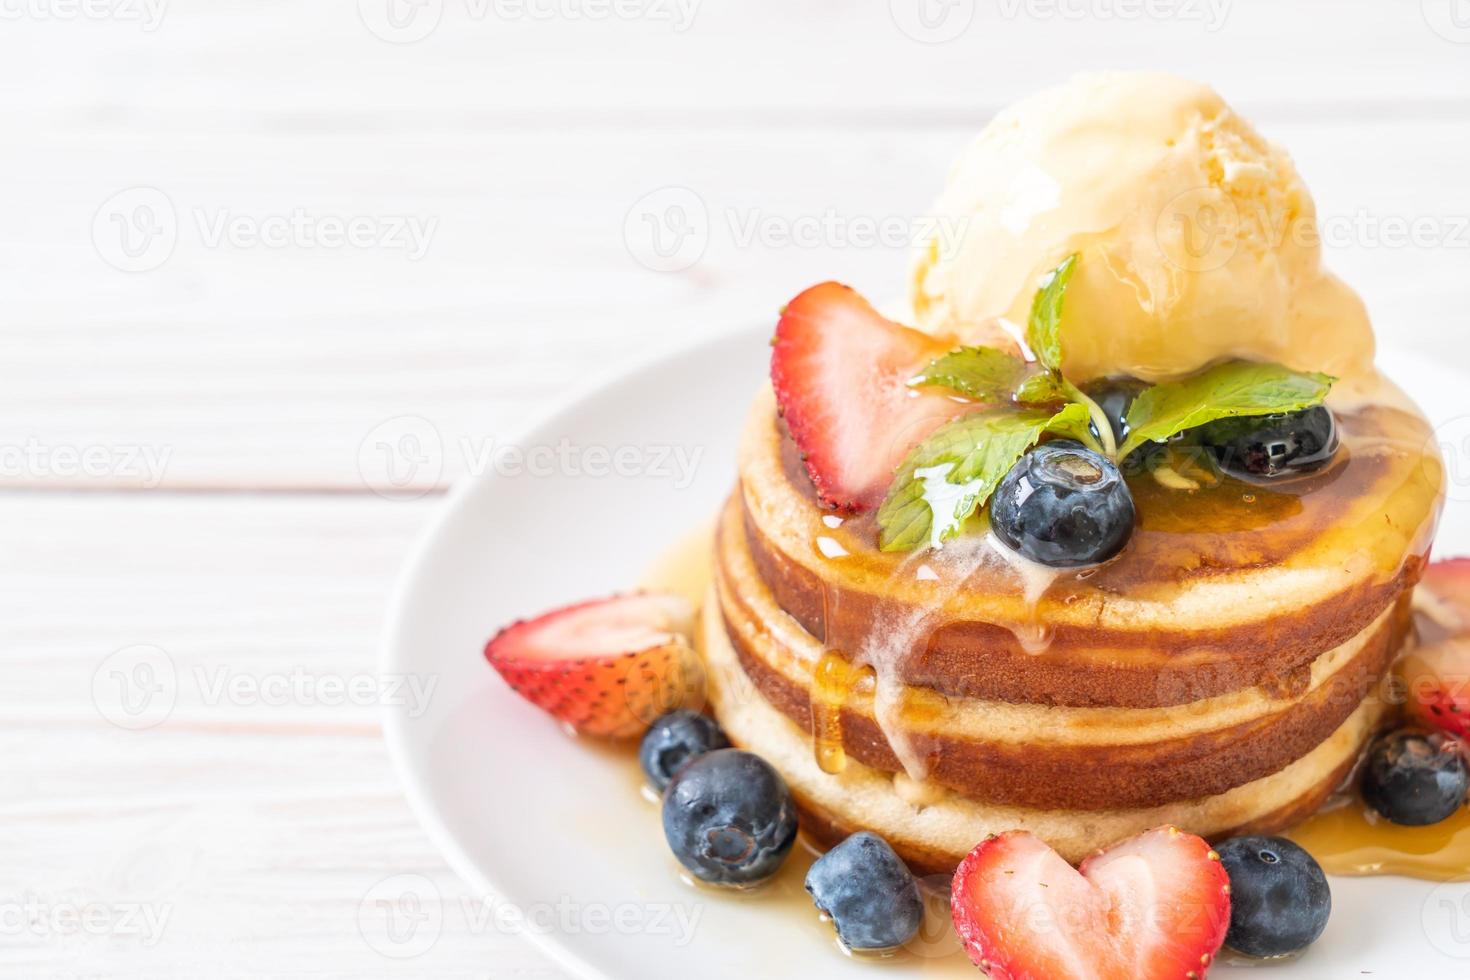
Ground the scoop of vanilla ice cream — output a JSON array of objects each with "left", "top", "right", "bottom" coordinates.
[{"left": 910, "top": 72, "right": 1374, "bottom": 384}]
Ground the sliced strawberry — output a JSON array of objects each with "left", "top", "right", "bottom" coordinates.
[
  {"left": 1400, "top": 558, "right": 1470, "bottom": 737},
  {"left": 771, "top": 283, "right": 973, "bottom": 511},
  {"left": 484, "top": 593, "right": 699, "bottom": 739},
  {"left": 951, "top": 827, "right": 1230, "bottom": 980},
  {"left": 1416, "top": 557, "right": 1470, "bottom": 638},
  {"left": 1398, "top": 637, "right": 1470, "bottom": 739}
]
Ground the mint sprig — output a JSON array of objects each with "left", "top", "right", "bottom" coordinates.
[
  {"left": 1116, "top": 362, "right": 1335, "bottom": 459},
  {"left": 878, "top": 254, "right": 1338, "bottom": 552},
  {"left": 877, "top": 404, "right": 1091, "bottom": 552}
]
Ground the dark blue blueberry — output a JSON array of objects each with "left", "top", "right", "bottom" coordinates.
[
  {"left": 1217, "top": 836, "right": 1331, "bottom": 958},
  {"left": 989, "top": 440, "right": 1135, "bottom": 568},
  {"left": 805, "top": 832, "right": 924, "bottom": 951},
  {"left": 1362, "top": 729, "right": 1469, "bottom": 826},
  {"left": 661, "top": 749, "right": 797, "bottom": 886},
  {"left": 1198, "top": 407, "right": 1339, "bottom": 480},
  {"left": 639, "top": 710, "right": 730, "bottom": 791},
  {"left": 1082, "top": 378, "right": 1148, "bottom": 447}
]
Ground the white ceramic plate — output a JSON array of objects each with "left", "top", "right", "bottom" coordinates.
[{"left": 383, "top": 327, "right": 1470, "bottom": 979}]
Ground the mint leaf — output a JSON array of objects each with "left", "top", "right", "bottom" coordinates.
[
  {"left": 1025, "top": 254, "right": 1077, "bottom": 373},
  {"left": 877, "top": 403, "right": 1090, "bottom": 552},
  {"left": 1117, "top": 361, "right": 1335, "bottom": 459},
  {"left": 910, "top": 346, "right": 1030, "bottom": 403}
]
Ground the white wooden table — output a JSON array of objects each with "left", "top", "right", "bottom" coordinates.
[{"left": 1, "top": 2, "right": 1466, "bottom": 975}]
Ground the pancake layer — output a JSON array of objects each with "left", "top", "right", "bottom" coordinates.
[
  {"left": 739, "top": 386, "right": 1438, "bottom": 708},
  {"left": 703, "top": 590, "right": 1383, "bottom": 874}
]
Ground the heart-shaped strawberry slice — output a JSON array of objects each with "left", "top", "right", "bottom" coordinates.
[{"left": 951, "top": 826, "right": 1230, "bottom": 980}]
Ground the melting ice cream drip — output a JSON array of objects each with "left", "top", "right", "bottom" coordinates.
[
  {"left": 985, "top": 532, "right": 1065, "bottom": 654},
  {"left": 849, "top": 537, "right": 996, "bottom": 782}
]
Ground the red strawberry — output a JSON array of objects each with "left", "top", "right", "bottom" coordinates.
[
  {"left": 484, "top": 593, "right": 699, "bottom": 739},
  {"left": 1400, "top": 558, "right": 1470, "bottom": 737},
  {"left": 951, "top": 827, "right": 1230, "bottom": 980},
  {"left": 1417, "top": 557, "right": 1470, "bottom": 638},
  {"left": 771, "top": 283, "right": 974, "bottom": 511},
  {"left": 1399, "top": 638, "right": 1470, "bottom": 739}
]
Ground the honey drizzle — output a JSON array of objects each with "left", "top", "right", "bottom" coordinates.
[{"left": 810, "top": 574, "right": 851, "bottom": 775}]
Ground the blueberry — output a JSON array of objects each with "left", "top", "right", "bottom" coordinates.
[
  {"left": 805, "top": 832, "right": 924, "bottom": 951},
  {"left": 989, "top": 440, "right": 1136, "bottom": 568},
  {"left": 1362, "top": 729, "right": 1469, "bottom": 826},
  {"left": 1198, "top": 407, "right": 1338, "bottom": 480},
  {"left": 639, "top": 710, "right": 730, "bottom": 791},
  {"left": 1217, "top": 836, "right": 1331, "bottom": 958},
  {"left": 1082, "top": 378, "right": 1147, "bottom": 447},
  {"left": 662, "top": 749, "right": 798, "bottom": 886}
]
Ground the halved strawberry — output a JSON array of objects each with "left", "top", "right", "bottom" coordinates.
[
  {"left": 484, "top": 593, "right": 699, "bottom": 739},
  {"left": 1399, "top": 638, "right": 1470, "bottom": 739},
  {"left": 1399, "top": 558, "right": 1470, "bottom": 737},
  {"left": 771, "top": 283, "right": 973, "bottom": 511},
  {"left": 951, "top": 827, "right": 1230, "bottom": 980},
  {"left": 1416, "top": 557, "right": 1470, "bottom": 638}
]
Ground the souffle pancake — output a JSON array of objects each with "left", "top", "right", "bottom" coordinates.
[{"left": 687, "top": 74, "right": 1445, "bottom": 877}]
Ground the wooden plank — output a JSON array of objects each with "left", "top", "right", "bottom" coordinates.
[
  {"left": 0, "top": 0, "right": 1466, "bottom": 123},
  {"left": 0, "top": 492, "right": 571, "bottom": 977},
  {"left": 2, "top": 120, "right": 1467, "bottom": 491}
]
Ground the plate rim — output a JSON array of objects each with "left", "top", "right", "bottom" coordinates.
[{"left": 380, "top": 320, "right": 764, "bottom": 979}]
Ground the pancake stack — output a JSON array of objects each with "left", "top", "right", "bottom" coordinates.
[{"left": 704, "top": 385, "right": 1441, "bottom": 875}]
